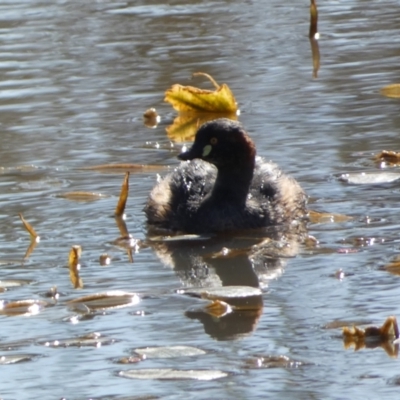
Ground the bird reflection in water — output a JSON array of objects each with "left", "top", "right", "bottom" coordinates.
[{"left": 147, "top": 225, "right": 305, "bottom": 340}]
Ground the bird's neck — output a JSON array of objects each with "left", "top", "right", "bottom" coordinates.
[{"left": 211, "top": 158, "right": 255, "bottom": 205}]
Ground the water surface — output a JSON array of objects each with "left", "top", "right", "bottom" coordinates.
[{"left": 1, "top": 1, "right": 400, "bottom": 399}]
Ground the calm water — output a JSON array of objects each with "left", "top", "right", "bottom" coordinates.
[{"left": 1, "top": 0, "right": 400, "bottom": 399}]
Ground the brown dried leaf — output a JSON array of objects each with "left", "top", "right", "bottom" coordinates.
[
  {"left": 99, "top": 253, "right": 112, "bottom": 266},
  {"left": 68, "top": 245, "right": 83, "bottom": 289},
  {"left": 374, "top": 150, "right": 400, "bottom": 166},
  {"left": 57, "top": 192, "right": 108, "bottom": 201},
  {"left": 383, "top": 256, "right": 400, "bottom": 276},
  {"left": 143, "top": 107, "right": 160, "bottom": 128},
  {"left": 205, "top": 300, "right": 232, "bottom": 318},
  {"left": 164, "top": 72, "right": 238, "bottom": 114},
  {"left": 380, "top": 84, "right": 400, "bottom": 99},
  {"left": 115, "top": 172, "right": 130, "bottom": 217},
  {"left": 19, "top": 214, "right": 39, "bottom": 241},
  {"left": 342, "top": 316, "right": 399, "bottom": 356},
  {"left": 68, "top": 291, "right": 140, "bottom": 310},
  {"left": 0, "top": 299, "right": 49, "bottom": 316},
  {"left": 309, "top": 0, "right": 318, "bottom": 39},
  {"left": 309, "top": 210, "right": 352, "bottom": 224}
]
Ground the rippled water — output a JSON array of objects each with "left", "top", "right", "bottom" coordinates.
[{"left": 1, "top": 1, "right": 400, "bottom": 399}]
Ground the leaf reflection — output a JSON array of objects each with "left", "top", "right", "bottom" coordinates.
[{"left": 342, "top": 316, "right": 399, "bottom": 357}]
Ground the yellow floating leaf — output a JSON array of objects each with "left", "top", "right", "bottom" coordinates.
[
  {"left": 164, "top": 72, "right": 238, "bottom": 114},
  {"left": 381, "top": 84, "right": 400, "bottom": 99},
  {"left": 115, "top": 172, "right": 130, "bottom": 217},
  {"left": 166, "top": 112, "right": 237, "bottom": 142}
]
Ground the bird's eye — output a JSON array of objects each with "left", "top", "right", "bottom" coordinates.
[{"left": 210, "top": 137, "right": 218, "bottom": 145}]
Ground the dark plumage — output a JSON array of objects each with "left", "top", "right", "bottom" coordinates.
[{"left": 145, "top": 118, "right": 307, "bottom": 233}]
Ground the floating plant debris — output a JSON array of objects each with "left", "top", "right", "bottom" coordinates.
[
  {"left": 133, "top": 346, "right": 206, "bottom": 359},
  {"left": 0, "top": 279, "right": 33, "bottom": 291},
  {"left": 41, "top": 286, "right": 60, "bottom": 300},
  {"left": 148, "top": 233, "right": 212, "bottom": 242},
  {"left": 112, "top": 235, "right": 141, "bottom": 250},
  {"left": 244, "top": 355, "right": 305, "bottom": 369},
  {"left": 382, "top": 256, "right": 400, "bottom": 276},
  {"left": 309, "top": 0, "right": 318, "bottom": 39},
  {"left": 116, "top": 356, "right": 144, "bottom": 364},
  {"left": 308, "top": 210, "right": 352, "bottom": 224},
  {"left": 113, "top": 216, "right": 136, "bottom": 262},
  {"left": 0, "top": 299, "right": 49, "bottom": 316},
  {"left": 342, "top": 316, "right": 399, "bottom": 357},
  {"left": 38, "top": 332, "right": 115, "bottom": 348},
  {"left": 118, "top": 368, "right": 228, "bottom": 381},
  {"left": 339, "top": 172, "right": 400, "bottom": 184},
  {"left": 178, "top": 286, "right": 263, "bottom": 310},
  {"left": 68, "top": 245, "right": 83, "bottom": 289},
  {"left": 0, "top": 259, "right": 23, "bottom": 266},
  {"left": 374, "top": 150, "right": 400, "bottom": 166},
  {"left": 165, "top": 72, "right": 238, "bottom": 114},
  {"left": 380, "top": 84, "right": 400, "bottom": 99},
  {"left": 309, "top": 0, "right": 320, "bottom": 78},
  {"left": 304, "top": 235, "right": 319, "bottom": 247},
  {"left": 143, "top": 107, "right": 161, "bottom": 128},
  {"left": 19, "top": 213, "right": 40, "bottom": 241},
  {"left": 57, "top": 191, "right": 108, "bottom": 201},
  {"left": 334, "top": 269, "right": 346, "bottom": 280},
  {"left": 323, "top": 320, "right": 372, "bottom": 330},
  {"left": 204, "top": 300, "right": 233, "bottom": 318},
  {"left": 80, "top": 164, "right": 162, "bottom": 173},
  {"left": 99, "top": 253, "right": 112, "bottom": 266},
  {"left": 67, "top": 291, "right": 140, "bottom": 311},
  {"left": 115, "top": 172, "right": 130, "bottom": 217},
  {"left": 0, "top": 353, "right": 40, "bottom": 364},
  {"left": 19, "top": 213, "right": 40, "bottom": 259},
  {"left": 23, "top": 239, "right": 39, "bottom": 260}
]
